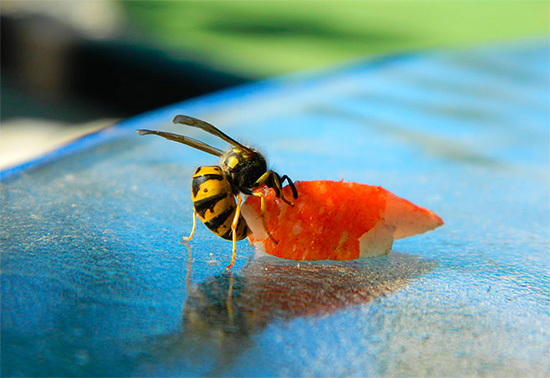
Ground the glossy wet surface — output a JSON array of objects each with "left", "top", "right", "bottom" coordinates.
[{"left": 2, "top": 40, "right": 549, "bottom": 376}]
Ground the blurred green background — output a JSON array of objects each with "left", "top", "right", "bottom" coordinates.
[
  {"left": 1, "top": 0, "right": 548, "bottom": 169},
  {"left": 122, "top": 1, "right": 549, "bottom": 78}
]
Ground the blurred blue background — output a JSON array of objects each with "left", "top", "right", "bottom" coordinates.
[{"left": 1, "top": 0, "right": 548, "bottom": 168}]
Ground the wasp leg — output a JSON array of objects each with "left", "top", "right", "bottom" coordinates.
[
  {"left": 226, "top": 194, "right": 244, "bottom": 270},
  {"left": 254, "top": 170, "right": 295, "bottom": 206},
  {"left": 252, "top": 190, "right": 278, "bottom": 245},
  {"left": 182, "top": 209, "right": 197, "bottom": 243},
  {"left": 280, "top": 174, "right": 298, "bottom": 199},
  {"left": 277, "top": 178, "right": 296, "bottom": 206}
]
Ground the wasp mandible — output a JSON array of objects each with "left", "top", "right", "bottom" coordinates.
[{"left": 137, "top": 115, "right": 298, "bottom": 269}]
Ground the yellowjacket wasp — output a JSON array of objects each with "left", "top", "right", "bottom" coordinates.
[{"left": 138, "top": 115, "right": 298, "bottom": 269}]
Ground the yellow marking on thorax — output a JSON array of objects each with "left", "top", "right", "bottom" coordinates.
[{"left": 226, "top": 155, "right": 240, "bottom": 169}]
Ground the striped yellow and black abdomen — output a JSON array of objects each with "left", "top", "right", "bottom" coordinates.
[{"left": 191, "top": 166, "right": 249, "bottom": 241}]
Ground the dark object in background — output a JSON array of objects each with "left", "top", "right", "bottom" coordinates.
[
  {"left": 72, "top": 39, "right": 249, "bottom": 115},
  {"left": 1, "top": 14, "right": 250, "bottom": 122}
]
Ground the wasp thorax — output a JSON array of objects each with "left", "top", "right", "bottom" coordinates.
[{"left": 221, "top": 147, "right": 267, "bottom": 192}]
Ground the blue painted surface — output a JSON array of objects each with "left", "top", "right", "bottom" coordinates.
[{"left": 1, "top": 40, "right": 549, "bottom": 377}]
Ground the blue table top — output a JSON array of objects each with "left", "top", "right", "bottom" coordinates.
[{"left": 2, "top": 39, "right": 549, "bottom": 377}]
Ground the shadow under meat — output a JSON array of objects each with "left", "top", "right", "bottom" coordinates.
[{"left": 145, "top": 248, "right": 436, "bottom": 375}]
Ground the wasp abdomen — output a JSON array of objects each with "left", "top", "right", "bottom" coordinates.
[
  {"left": 192, "top": 172, "right": 224, "bottom": 197},
  {"left": 191, "top": 166, "right": 249, "bottom": 241}
]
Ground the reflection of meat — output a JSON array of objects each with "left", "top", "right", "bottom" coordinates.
[
  {"left": 184, "top": 253, "right": 436, "bottom": 338},
  {"left": 150, "top": 252, "right": 435, "bottom": 376},
  {"left": 241, "top": 254, "right": 435, "bottom": 321}
]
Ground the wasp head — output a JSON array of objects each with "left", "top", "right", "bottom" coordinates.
[{"left": 221, "top": 147, "right": 267, "bottom": 193}]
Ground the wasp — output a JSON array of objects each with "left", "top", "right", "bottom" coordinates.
[{"left": 137, "top": 115, "right": 298, "bottom": 269}]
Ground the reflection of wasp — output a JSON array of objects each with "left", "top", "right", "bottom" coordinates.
[{"left": 138, "top": 115, "right": 298, "bottom": 269}]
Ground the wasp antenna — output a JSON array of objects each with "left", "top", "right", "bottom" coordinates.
[
  {"left": 173, "top": 115, "right": 254, "bottom": 154},
  {"left": 137, "top": 129, "right": 152, "bottom": 136},
  {"left": 136, "top": 128, "right": 224, "bottom": 157}
]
